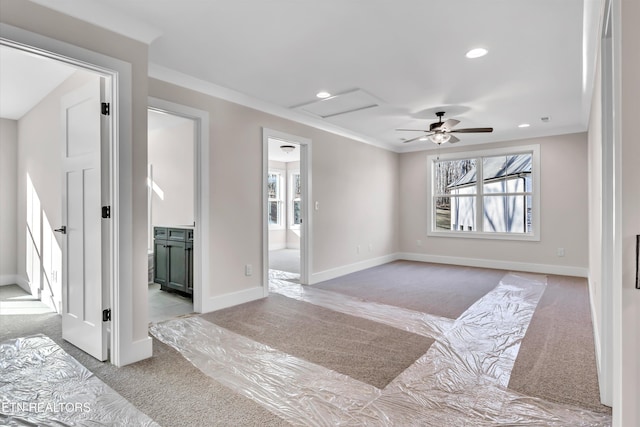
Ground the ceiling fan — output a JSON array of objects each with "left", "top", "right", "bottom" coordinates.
[{"left": 397, "top": 111, "right": 493, "bottom": 144}]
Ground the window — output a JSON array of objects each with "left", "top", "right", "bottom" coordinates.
[
  {"left": 428, "top": 145, "right": 540, "bottom": 240},
  {"left": 268, "top": 171, "right": 284, "bottom": 228},
  {"left": 289, "top": 171, "right": 302, "bottom": 228}
]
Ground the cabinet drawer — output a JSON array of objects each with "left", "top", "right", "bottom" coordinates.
[
  {"left": 168, "top": 228, "right": 187, "bottom": 242},
  {"left": 154, "top": 227, "right": 168, "bottom": 240}
]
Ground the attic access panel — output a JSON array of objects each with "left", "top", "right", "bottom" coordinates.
[{"left": 293, "top": 89, "right": 381, "bottom": 119}]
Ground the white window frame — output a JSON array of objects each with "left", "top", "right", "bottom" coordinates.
[
  {"left": 288, "top": 169, "right": 302, "bottom": 230},
  {"left": 427, "top": 144, "right": 540, "bottom": 241},
  {"left": 268, "top": 169, "right": 285, "bottom": 229}
]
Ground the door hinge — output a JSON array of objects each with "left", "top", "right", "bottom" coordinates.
[
  {"left": 102, "top": 308, "right": 111, "bottom": 322},
  {"left": 102, "top": 206, "right": 111, "bottom": 219},
  {"left": 101, "top": 102, "right": 110, "bottom": 116}
]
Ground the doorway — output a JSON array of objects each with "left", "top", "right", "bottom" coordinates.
[
  {"left": 262, "top": 128, "right": 312, "bottom": 291},
  {"left": 146, "top": 108, "right": 195, "bottom": 322},
  {"left": 147, "top": 97, "right": 210, "bottom": 316},
  {"left": 0, "top": 39, "right": 116, "bottom": 361}
]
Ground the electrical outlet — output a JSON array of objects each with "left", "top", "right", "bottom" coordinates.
[
  {"left": 245, "top": 264, "right": 253, "bottom": 276},
  {"left": 557, "top": 248, "right": 565, "bottom": 257},
  {"left": 417, "top": 240, "right": 422, "bottom": 247},
  {"left": 356, "top": 245, "right": 361, "bottom": 254},
  {"left": 368, "top": 243, "right": 373, "bottom": 252}
]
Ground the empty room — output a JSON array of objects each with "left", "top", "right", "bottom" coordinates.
[{"left": 0, "top": 1, "right": 638, "bottom": 426}]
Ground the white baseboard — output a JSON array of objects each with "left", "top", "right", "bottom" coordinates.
[
  {"left": 0, "top": 275, "right": 30, "bottom": 292},
  {"left": 269, "top": 244, "right": 286, "bottom": 251},
  {"left": 587, "top": 276, "right": 611, "bottom": 406},
  {"left": 309, "top": 253, "right": 400, "bottom": 284},
  {"left": 116, "top": 336, "right": 153, "bottom": 367},
  {"left": 398, "top": 252, "right": 588, "bottom": 277},
  {"left": 201, "top": 286, "right": 266, "bottom": 313}
]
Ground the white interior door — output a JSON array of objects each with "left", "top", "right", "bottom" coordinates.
[{"left": 59, "top": 77, "right": 108, "bottom": 361}]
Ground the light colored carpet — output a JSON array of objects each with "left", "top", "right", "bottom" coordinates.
[
  {"left": 269, "top": 249, "right": 300, "bottom": 274},
  {"left": 508, "top": 275, "right": 611, "bottom": 414},
  {"left": 0, "top": 287, "right": 289, "bottom": 426},
  {"left": 314, "top": 260, "right": 505, "bottom": 319},
  {"left": 0, "top": 262, "right": 610, "bottom": 423},
  {"left": 202, "top": 293, "right": 434, "bottom": 388}
]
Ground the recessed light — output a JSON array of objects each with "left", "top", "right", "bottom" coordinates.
[
  {"left": 316, "top": 91, "right": 331, "bottom": 99},
  {"left": 419, "top": 136, "right": 428, "bottom": 141},
  {"left": 465, "top": 48, "right": 488, "bottom": 59},
  {"left": 518, "top": 123, "right": 530, "bottom": 128}
]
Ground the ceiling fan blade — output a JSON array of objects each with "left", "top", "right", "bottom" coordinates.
[
  {"left": 396, "top": 128, "right": 428, "bottom": 132},
  {"left": 441, "top": 119, "right": 460, "bottom": 130},
  {"left": 450, "top": 127, "right": 494, "bottom": 133},
  {"left": 448, "top": 135, "right": 460, "bottom": 143},
  {"left": 402, "top": 135, "right": 428, "bottom": 143}
]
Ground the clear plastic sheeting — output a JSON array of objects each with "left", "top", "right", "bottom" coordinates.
[
  {"left": 150, "top": 316, "right": 381, "bottom": 426},
  {"left": 0, "top": 334, "right": 159, "bottom": 427},
  {"left": 269, "top": 278, "right": 455, "bottom": 339},
  {"left": 152, "top": 272, "right": 612, "bottom": 426},
  {"left": 269, "top": 269, "right": 300, "bottom": 282},
  {"left": 358, "top": 273, "right": 609, "bottom": 426}
]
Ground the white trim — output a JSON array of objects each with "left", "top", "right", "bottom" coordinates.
[
  {"left": 610, "top": 0, "right": 623, "bottom": 421},
  {"left": 0, "top": 275, "right": 30, "bottom": 292},
  {"left": 308, "top": 252, "right": 589, "bottom": 285},
  {"left": 427, "top": 144, "right": 541, "bottom": 241},
  {"left": 147, "top": 97, "right": 210, "bottom": 315},
  {"left": 263, "top": 128, "right": 312, "bottom": 290},
  {"left": 0, "top": 24, "right": 137, "bottom": 366},
  {"left": 201, "top": 286, "right": 265, "bottom": 313},
  {"left": 399, "top": 252, "right": 588, "bottom": 278},
  {"left": 598, "top": 0, "right": 615, "bottom": 408},
  {"left": 117, "top": 336, "right": 153, "bottom": 366},
  {"left": 150, "top": 64, "right": 395, "bottom": 153},
  {"left": 588, "top": 276, "right": 604, "bottom": 401},
  {"left": 309, "top": 254, "right": 400, "bottom": 285}
]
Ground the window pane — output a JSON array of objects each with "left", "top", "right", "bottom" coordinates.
[
  {"left": 435, "top": 196, "right": 476, "bottom": 231},
  {"left": 293, "top": 200, "right": 301, "bottom": 225},
  {"left": 293, "top": 174, "right": 301, "bottom": 199},
  {"left": 268, "top": 173, "right": 279, "bottom": 199},
  {"left": 483, "top": 154, "right": 532, "bottom": 193},
  {"left": 483, "top": 195, "right": 532, "bottom": 233},
  {"left": 268, "top": 201, "right": 279, "bottom": 225},
  {"left": 434, "top": 159, "right": 477, "bottom": 195}
]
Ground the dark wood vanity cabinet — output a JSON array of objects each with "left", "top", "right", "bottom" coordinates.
[{"left": 153, "top": 227, "right": 193, "bottom": 296}]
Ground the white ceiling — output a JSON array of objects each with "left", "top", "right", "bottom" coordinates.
[
  {"left": 11, "top": 1, "right": 601, "bottom": 152},
  {"left": 0, "top": 45, "right": 76, "bottom": 120}
]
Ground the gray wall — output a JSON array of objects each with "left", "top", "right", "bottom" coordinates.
[
  {"left": 399, "top": 132, "right": 589, "bottom": 273},
  {"left": 148, "top": 119, "right": 195, "bottom": 228},
  {"left": 149, "top": 77, "right": 400, "bottom": 295}
]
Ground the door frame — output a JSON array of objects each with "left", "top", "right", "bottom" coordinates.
[
  {"left": 1, "top": 24, "right": 136, "bottom": 365},
  {"left": 147, "top": 97, "right": 210, "bottom": 313},
  {"left": 262, "top": 128, "right": 312, "bottom": 290}
]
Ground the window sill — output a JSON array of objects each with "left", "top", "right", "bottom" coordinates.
[{"left": 427, "top": 230, "right": 540, "bottom": 242}]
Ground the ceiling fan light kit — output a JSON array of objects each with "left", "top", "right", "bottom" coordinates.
[
  {"left": 397, "top": 111, "right": 494, "bottom": 145},
  {"left": 430, "top": 133, "right": 451, "bottom": 145}
]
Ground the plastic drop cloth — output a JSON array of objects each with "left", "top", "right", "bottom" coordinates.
[
  {"left": 0, "top": 334, "right": 159, "bottom": 427},
  {"left": 151, "top": 272, "right": 611, "bottom": 426},
  {"left": 269, "top": 276, "right": 454, "bottom": 339}
]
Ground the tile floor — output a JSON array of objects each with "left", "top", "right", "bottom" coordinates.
[{"left": 148, "top": 282, "right": 194, "bottom": 323}]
